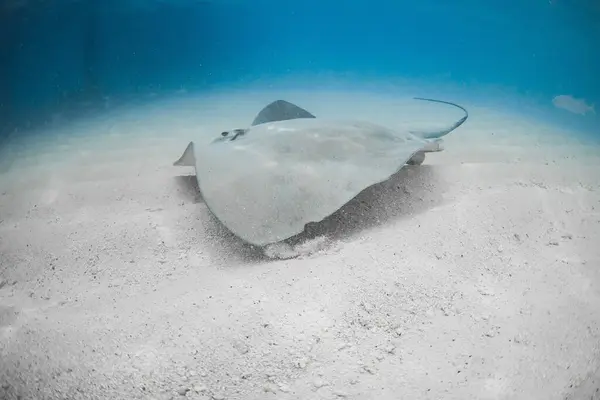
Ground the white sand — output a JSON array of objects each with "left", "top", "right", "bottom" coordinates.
[{"left": 0, "top": 88, "right": 599, "bottom": 400}]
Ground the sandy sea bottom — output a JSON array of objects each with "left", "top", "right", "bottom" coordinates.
[{"left": 0, "top": 89, "right": 599, "bottom": 400}]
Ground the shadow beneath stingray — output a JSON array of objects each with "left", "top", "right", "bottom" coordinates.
[
  {"left": 201, "top": 211, "right": 269, "bottom": 263},
  {"left": 288, "top": 164, "right": 447, "bottom": 246},
  {"left": 174, "top": 175, "right": 203, "bottom": 204},
  {"left": 175, "top": 165, "right": 448, "bottom": 263},
  {"left": 174, "top": 174, "right": 265, "bottom": 262}
]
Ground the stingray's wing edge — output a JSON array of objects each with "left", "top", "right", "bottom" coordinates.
[
  {"left": 409, "top": 97, "right": 469, "bottom": 139},
  {"left": 173, "top": 142, "right": 196, "bottom": 166},
  {"left": 251, "top": 100, "right": 317, "bottom": 126}
]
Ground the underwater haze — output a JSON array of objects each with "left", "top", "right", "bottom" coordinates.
[{"left": 1, "top": 0, "right": 599, "bottom": 135}]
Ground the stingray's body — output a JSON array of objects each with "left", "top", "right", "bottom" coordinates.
[{"left": 174, "top": 98, "right": 468, "bottom": 247}]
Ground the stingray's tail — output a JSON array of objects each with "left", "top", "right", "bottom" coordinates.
[{"left": 409, "top": 97, "right": 469, "bottom": 139}]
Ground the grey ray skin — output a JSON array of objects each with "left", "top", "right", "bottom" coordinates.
[
  {"left": 173, "top": 98, "right": 468, "bottom": 248},
  {"left": 251, "top": 99, "right": 316, "bottom": 126}
]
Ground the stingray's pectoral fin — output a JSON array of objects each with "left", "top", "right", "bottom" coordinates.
[
  {"left": 173, "top": 142, "right": 196, "bottom": 166},
  {"left": 251, "top": 100, "right": 317, "bottom": 126}
]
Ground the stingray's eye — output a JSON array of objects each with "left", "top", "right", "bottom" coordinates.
[{"left": 221, "top": 131, "right": 229, "bottom": 137}]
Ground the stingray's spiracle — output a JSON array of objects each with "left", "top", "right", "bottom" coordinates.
[{"left": 221, "top": 128, "right": 248, "bottom": 141}]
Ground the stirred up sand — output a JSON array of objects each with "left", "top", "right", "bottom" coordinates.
[{"left": 0, "top": 88, "right": 599, "bottom": 400}]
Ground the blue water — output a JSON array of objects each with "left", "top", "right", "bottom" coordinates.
[{"left": 1, "top": 0, "right": 599, "bottom": 137}]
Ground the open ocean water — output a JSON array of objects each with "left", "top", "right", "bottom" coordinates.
[{"left": 0, "top": 0, "right": 599, "bottom": 137}]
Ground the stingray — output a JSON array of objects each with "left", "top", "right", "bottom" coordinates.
[{"left": 174, "top": 98, "right": 468, "bottom": 248}]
